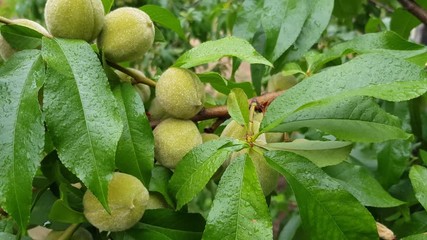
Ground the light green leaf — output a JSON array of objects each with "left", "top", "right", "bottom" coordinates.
[
  {"left": 410, "top": 165, "right": 427, "bottom": 210},
  {"left": 233, "top": 0, "right": 308, "bottom": 62},
  {"left": 42, "top": 38, "right": 123, "bottom": 211},
  {"left": 169, "top": 138, "right": 244, "bottom": 210},
  {"left": 101, "top": 0, "right": 114, "bottom": 13},
  {"left": 283, "top": 0, "right": 334, "bottom": 62},
  {"left": 281, "top": 96, "right": 411, "bottom": 142},
  {"left": 262, "top": 53, "right": 427, "bottom": 133},
  {"left": 227, "top": 88, "right": 249, "bottom": 128},
  {"left": 113, "top": 83, "right": 154, "bottom": 186},
  {"left": 141, "top": 5, "right": 186, "bottom": 40},
  {"left": 1, "top": 24, "right": 44, "bottom": 50},
  {"left": 265, "top": 151, "right": 378, "bottom": 239},
  {"left": 0, "top": 50, "right": 44, "bottom": 233},
  {"left": 324, "top": 162, "right": 405, "bottom": 207},
  {"left": 264, "top": 140, "right": 352, "bottom": 167},
  {"left": 203, "top": 154, "right": 273, "bottom": 240},
  {"left": 308, "top": 31, "right": 427, "bottom": 72},
  {"left": 173, "top": 37, "right": 272, "bottom": 68}
]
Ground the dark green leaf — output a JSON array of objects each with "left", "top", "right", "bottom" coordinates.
[
  {"left": 324, "top": 162, "right": 405, "bottom": 207},
  {"left": 111, "top": 228, "right": 171, "bottom": 240},
  {"left": 203, "top": 154, "right": 273, "bottom": 239},
  {"left": 149, "top": 166, "right": 174, "bottom": 207},
  {"left": 29, "top": 190, "right": 56, "bottom": 226},
  {"left": 227, "top": 88, "right": 249, "bottom": 127},
  {"left": 402, "top": 233, "right": 427, "bottom": 240},
  {"left": 141, "top": 5, "right": 186, "bottom": 40},
  {"left": 0, "top": 50, "right": 44, "bottom": 233},
  {"left": 377, "top": 139, "right": 412, "bottom": 189},
  {"left": 173, "top": 37, "right": 272, "bottom": 68},
  {"left": 42, "top": 38, "right": 123, "bottom": 210},
  {"left": 283, "top": 0, "right": 334, "bottom": 62},
  {"left": 264, "top": 140, "right": 352, "bottom": 167},
  {"left": 113, "top": 83, "right": 154, "bottom": 185},
  {"left": 101, "top": 0, "right": 114, "bottom": 13},
  {"left": 198, "top": 72, "right": 255, "bottom": 98},
  {"left": 308, "top": 31, "right": 427, "bottom": 72},
  {"left": 139, "top": 209, "right": 205, "bottom": 240},
  {"left": 262, "top": 54, "right": 427, "bottom": 133},
  {"left": 1, "top": 24, "right": 43, "bottom": 50},
  {"left": 333, "top": 0, "right": 363, "bottom": 19},
  {"left": 393, "top": 211, "right": 427, "bottom": 238},
  {"left": 265, "top": 151, "right": 378, "bottom": 239},
  {"left": 281, "top": 96, "right": 411, "bottom": 142},
  {"left": 409, "top": 165, "right": 427, "bottom": 210},
  {"left": 390, "top": 8, "right": 420, "bottom": 39},
  {"left": 169, "top": 138, "right": 243, "bottom": 209}
]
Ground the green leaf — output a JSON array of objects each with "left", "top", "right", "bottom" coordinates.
[
  {"left": 48, "top": 199, "right": 86, "bottom": 224},
  {"left": 113, "top": 83, "right": 154, "bottom": 185},
  {"left": 101, "top": 0, "right": 114, "bottom": 13},
  {"left": 112, "top": 228, "right": 171, "bottom": 240},
  {"left": 409, "top": 165, "right": 427, "bottom": 210},
  {"left": 140, "top": 5, "right": 186, "bottom": 40},
  {"left": 198, "top": 72, "right": 255, "bottom": 98},
  {"left": 169, "top": 138, "right": 243, "bottom": 210},
  {"left": 227, "top": 88, "right": 249, "bottom": 127},
  {"left": 402, "top": 233, "right": 427, "bottom": 240},
  {"left": 377, "top": 139, "right": 412, "bottom": 189},
  {"left": 264, "top": 140, "right": 352, "bottom": 167},
  {"left": 203, "top": 154, "right": 273, "bottom": 239},
  {"left": 265, "top": 151, "right": 378, "bottom": 239},
  {"left": 262, "top": 53, "right": 427, "bottom": 133},
  {"left": 0, "top": 50, "right": 45, "bottom": 233},
  {"left": 149, "top": 166, "right": 174, "bottom": 207},
  {"left": 173, "top": 36, "right": 272, "bottom": 68},
  {"left": 393, "top": 211, "right": 427, "bottom": 238},
  {"left": 390, "top": 8, "right": 420, "bottom": 39},
  {"left": 420, "top": 149, "right": 427, "bottom": 164},
  {"left": 333, "top": 0, "right": 363, "bottom": 19},
  {"left": 308, "top": 31, "right": 427, "bottom": 72},
  {"left": 281, "top": 96, "right": 411, "bottom": 142},
  {"left": 324, "top": 162, "right": 405, "bottom": 207},
  {"left": 1, "top": 24, "right": 44, "bottom": 50},
  {"left": 139, "top": 209, "right": 206, "bottom": 240},
  {"left": 233, "top": 0, "right": 308, "bottom": 62},
  {"left": 282, "top": 0, "right": 334, "bottom": 62},
  {"left": 42, "top": 38, "right": 123, "bottom": 211}
]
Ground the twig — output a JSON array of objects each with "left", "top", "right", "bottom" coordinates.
[
  {"left": 0, "top": 16, "right": 13, "bottom": 25},
  {"left": 150, "top": 91, "right": 284, "bottom": 128},
  {"left": 398, "top": 0, "right": 427, "bottom": 25},
  {"left": 107, "top": 61, "right": 157, "bottom": 87}
]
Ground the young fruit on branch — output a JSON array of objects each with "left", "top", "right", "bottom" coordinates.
[
  {"left": 149, "top": 97, "right": 170, "bottom": 121},
  {"left": 0, "top": 19, "right": 49, "bottom": 60},
  {"left": 156, "top": 67, "right": 205, "bottom": 119},
  {"left": 153, "top": 118, "right": 202, "bottom": 169},
  {"left": 221, "top": 116, "right": 278, "bottom": 195},
  {"left": 44, "top": 0, "right": 104, "bottom": 42},
  {"left": 267, "top": 73, "right": 298, "bottom": 92},
  {"left": 98, "top": 7, "right": 155, "bottom": 62},
  {"left": 83, "top": 172, "right": 149, "bottom": 232}
]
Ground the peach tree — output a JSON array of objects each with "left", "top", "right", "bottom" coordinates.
[{"left": 1, "top": 0, "right": 427, "bottom": 239}]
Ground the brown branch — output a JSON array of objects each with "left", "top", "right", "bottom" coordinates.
[
  {"left": 107, "top": 61, "right": 157, "bottom": 87},
  {"left": 398, "top": 0, "right": 427, "bottom": 25},
  {"left": 150, "top": 90, "right": 284, "bottom": 128}
]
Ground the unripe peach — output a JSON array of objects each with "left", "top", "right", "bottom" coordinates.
[
  {"left": 83, "top": 172, "right": 149, "bottom": 232},
  {"left": 98, "top": 7, "right": 155, "bottom": 62},
  {"left": 44, "top": 0, "right": 104, "bottom": 42},
  {"left": 153, "top": 118, "right": 202, "bottom": 169},
  {"left": 156, "top": 68, "right": 205, "bottom": 119}
]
